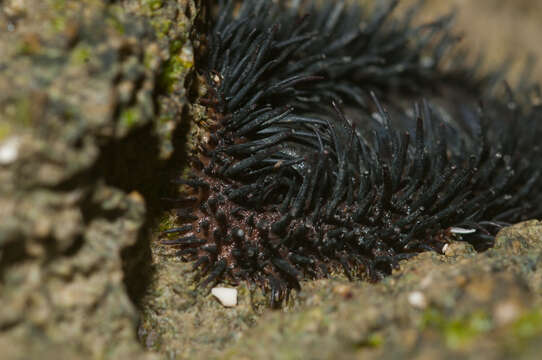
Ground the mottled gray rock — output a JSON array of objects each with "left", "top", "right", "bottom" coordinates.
[{"left": 0, "top": 0, "right": 196, "bottom": 358}]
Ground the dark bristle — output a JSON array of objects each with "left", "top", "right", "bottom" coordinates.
[{"left": 163, "top": 0, "right": 542, "bottom": 307}]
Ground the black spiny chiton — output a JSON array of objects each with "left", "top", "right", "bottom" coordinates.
[{"left": 162, "top": 0, "right": 542, "bottom": 307}]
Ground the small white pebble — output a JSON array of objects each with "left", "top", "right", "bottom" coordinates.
[
  {"left": 0, "top": 137, "right": 20, "bottom": 165},
  {"left": 211, "top": 287, "right": 237, "bottom": 307},
  {"left": 450, "top": 227, "right": 477, "bottom": 234},
  {"left": 408, "top": 291, "right": 427, "bottom": 309},
  {"left": 495, "top": 301, "right": 520, "bottom": 325},
  {"left": 442, "top": 243, "right": 450, "bottom": 254}
]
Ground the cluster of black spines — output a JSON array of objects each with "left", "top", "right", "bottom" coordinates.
[{"left": 164, "top": 0, "right": 542, "bottom": 306}]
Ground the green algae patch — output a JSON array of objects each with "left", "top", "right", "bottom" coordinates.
[
  {"left": 0, "top": 123, "right": 12, "bottom": 141},
  {"left": 158, "top": 39, "right": 193, "bottom": 94},
  {"left": 159, "top": 55, "right": 187, "bottom": 93},
  {"left": 157, "top": 213, "right": 177, "bottom": 233},
  {"left": 14, "top": 96, "right": 35, "bottom": 126},
  {"left": 70, "top": 45, "right": 92, "bottom": 65},
  {"left": 143, "top": 0, "right": 165, "bottom": 12},
  {"left": 51, "top": 15, "right": 67, "bottom": 32},
  {"left": 422, "top": 308, "right": 492, "bottom": 350},
  {"left": 512, "top": 309, "right": 542, "bottom": 342},
  {"left": 356, "top": 332, "right": 384, "bottom": 349},
  {"left": 120, "top": 107, "right": 142, "bottom": 130},
  {"left": 150, "top": 18, "right": 172, "bottom": 40}
]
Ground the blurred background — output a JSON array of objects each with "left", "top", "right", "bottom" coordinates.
[{"left": 413, "top": 0, "right": 542, "bottom": 83}]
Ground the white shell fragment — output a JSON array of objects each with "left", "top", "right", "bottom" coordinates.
[
  {"left": 449, "top": 227, "right": 477, "bottom": 234},
  {"left": 0, "top": 137, "right": 20, "bottom": 165},
  {"left": 408, "top": 291, "right": 427, "bottom": 309},
  {"left": 211, "top": 287, "right": 237, "bottom": 307}
]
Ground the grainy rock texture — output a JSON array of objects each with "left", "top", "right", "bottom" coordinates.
[
  {"left": 207, "top": 221, "right": 542, "bottom": 360},
  {"left": 142, "top": 221, "right": 542, "bottom": 360},
  {"left": 0, "top": 0, "right": 196, "bottom": 358},
  {"left": 418, "top": 0, "right": 542, "bottom": 83}
]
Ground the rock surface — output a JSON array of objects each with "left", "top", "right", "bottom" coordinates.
[
  {"left": 141, "top": 220, "right": 542, "bottom": 360},
  {"left": 0, "top": 0, "right": 196, "bottom": 358},
  {"left": 209, "top": 221, "right": 542, "bottom": 360}
]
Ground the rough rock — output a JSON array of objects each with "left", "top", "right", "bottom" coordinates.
[
  {"left": 204, "top": 221, "right": 542, "bottom": 360},
  {"left": 0, "top": 0, "right": 196, "bottom": 358}
]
